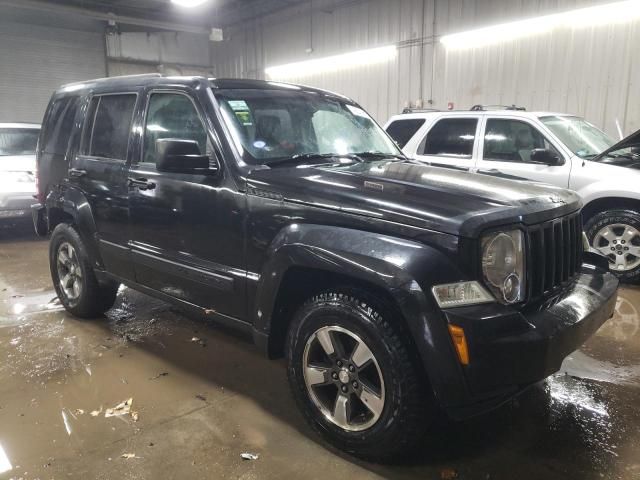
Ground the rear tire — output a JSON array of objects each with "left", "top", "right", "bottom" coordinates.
[
  {"left": 286, "top": 288, "right": 433, "bottom": 462},
  {"left": 49, "top": 223, "right": 119, "bottom": 318},
  {"left": 585, "top": 209, "right": 640, "bottom": 283}
]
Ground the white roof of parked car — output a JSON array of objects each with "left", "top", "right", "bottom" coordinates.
[
  {"left": 389, "top": 110, "right": 575, "bottom": 121},
  {"left": 0, "top": 123, "right": 41, "bottom": 129}
]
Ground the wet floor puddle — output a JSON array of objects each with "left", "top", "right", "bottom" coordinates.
[{"left": 0, "top": 237, "right": 639, "bottom": 479}]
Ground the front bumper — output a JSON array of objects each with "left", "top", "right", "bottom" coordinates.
[{"left": 441, "top": 264, "right": 618, "bottom": 419}]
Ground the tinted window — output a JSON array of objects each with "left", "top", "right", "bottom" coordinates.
[
  {"left": 0, "top": 128, "right": 40, "bottom": 156},
  {"left": 421, "top": 118, "right": 477, "bottom": 158},
  {"left": 143, "top": 93, "right": 207, "bottom": 164},
  {"left": 385, "top": 119, "right": 425, "bottom": 148},
  {"left": 85, "top": 94, "right": 136, "bottom": 160},
  {"left": 483, "top": 119, "right": 560, "bottom": 162},
  {"left": 42, "top": 96, "right": 79, "bottom": 155}
]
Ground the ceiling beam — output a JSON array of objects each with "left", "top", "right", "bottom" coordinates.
[{"left": 0, "top": 0, "right": 212, "bottom": 35}]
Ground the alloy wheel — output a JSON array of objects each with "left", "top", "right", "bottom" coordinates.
[
  {"left": 593, "top": 223, "right": 640, "bottom": 272},
  {"left": 302, "top": 325, "right": 385, "bottom": 432},
  {"left": 56, "top": 242, "right": 83, "bottom": 301}
]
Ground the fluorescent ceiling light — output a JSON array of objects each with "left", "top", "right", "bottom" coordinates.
[
  {"left": 171, "top": 0, "right": 208, "bottom": 7},
  {"left": 441, "top": 0, "right": 640, "bottom": 49},
  {"left": 265, "top": 45, "right": 397, "bottom": 78}
]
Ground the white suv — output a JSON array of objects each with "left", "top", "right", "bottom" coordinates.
[
  {"left": 385, "top": 108, "right": 640, "bottom": 281},
  {"left": 0, "top": 123, "right": 40, "bottom": 222}
]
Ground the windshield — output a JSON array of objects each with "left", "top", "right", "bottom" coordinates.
[
  {"left": 214, "top": 88, "right": 401, "bottom": 165},
  {"left": 540, "top": 116, "right": 615, "bottom": 159},
  {"left": 0, "top": 128, "right": 39, "bottom": 156}
]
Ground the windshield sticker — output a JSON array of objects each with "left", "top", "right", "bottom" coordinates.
[
  {"left": 228, "top": 100, "right": 249, "bottom": 111},
  {"left": 227, "top": 100, "right": 253, "bottom": 126}
]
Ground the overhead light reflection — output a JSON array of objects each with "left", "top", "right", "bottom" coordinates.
[
  {"left": 171, "top": 0, "right": 208, "bottom": 7},
  {"left": 304, "top": 175, "right": 356, "bottom": 189},
  {"left": 146, "top": 124, "right": 168, "bottom": 132},
  {"left": 0, "top": 443, "right": 12, "bottom": 474},
  {"left": 441, "top": 0, "right": 640, "bottom": 49}
]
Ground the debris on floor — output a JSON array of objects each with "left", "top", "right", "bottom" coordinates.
[
  {"left": 121, "top": 453, "right": 140, "bottom": 459},
  {"left": 191, "top": 337, "right": 207, "bottom": 347},
  {"left": 73, "top": 409, "right": 85, "bottom": 416},
  {"left": 240, "top": 452, "right": 259, "bottom": 461},
  {"left": 195, "top": 394, "right": 207, "bottom": 402},
  {"left": 90, "top": 407, "right": 103, "bottom": 417},
  {"left": 440, "top": 467, "right": 458, "bottom": 480},
  {"left": 105, "top": 398, "right": 133, "bottom": 418},
  {"left": 149, "top": 372, "right": 169, "bottom": 380}
]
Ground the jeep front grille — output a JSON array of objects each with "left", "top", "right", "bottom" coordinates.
[{"left": 527, "top": 212, "right": 583, "bottom": 301}]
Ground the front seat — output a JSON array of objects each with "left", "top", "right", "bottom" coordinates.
[
  {"left": 515, "top": 128, "right": 535, "bottom": 162},
  {"left": 255, "top": 115, "right": 282, "bottom": 148}
]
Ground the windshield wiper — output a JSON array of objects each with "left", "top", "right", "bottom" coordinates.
[
  {"left": 350, "top": 151, "right": 406, "bottom": 160},
  {"left": 264, "top": 153, "right": 364, "bottom": 167},
  {"left": 264, "top": 151, "right": 405, "bottom": 168}
]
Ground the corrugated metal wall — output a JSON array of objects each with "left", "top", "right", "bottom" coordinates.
[
  {"left": 106, "top": 32, "right": 214, "bottom": 77},
  {"left": 0, "top": 20, "right": 105, "bottom": 124},
  {"left": 211, "top": 0, "right": 640, "bottom": 136}
]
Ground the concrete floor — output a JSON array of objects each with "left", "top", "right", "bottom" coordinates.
[{"left": 1, "top": 221, "right": 639, "bottom": 480}]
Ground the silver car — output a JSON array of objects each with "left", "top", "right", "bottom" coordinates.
[{"left": 0, "top": 123, "right": 40, "bottom": 221}]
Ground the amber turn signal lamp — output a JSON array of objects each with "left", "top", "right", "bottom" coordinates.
[{"left": 448, "top": 324, "right": 469, "bottom": 365}]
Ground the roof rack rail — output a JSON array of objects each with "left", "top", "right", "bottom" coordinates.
[
  {"left": 60, "top": 73, "right": 164, "bottom": 90},
  {"left": 470, "top": 104, "right": 526, "bottom": 111},
  {"left": 402, "top": 107, "right": 441, "bottom": 114}
]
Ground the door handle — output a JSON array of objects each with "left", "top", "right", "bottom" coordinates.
[
  {"left": 128, "top": 177, "right": 156, "bottom": 191},
  {"left": 69, "top": 168, "right": 87, "bottom": 178}
]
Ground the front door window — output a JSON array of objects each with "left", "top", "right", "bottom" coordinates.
[
  {"left": 483, "top": 119, "right": 560, "bottom": 163},
  {"left": 143, "top": 92, "right": 209, "bottom": 164}
]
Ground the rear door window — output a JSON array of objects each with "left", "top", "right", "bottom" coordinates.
[
  {"left": 385, "top": 119, "right": 425, "bottom": 148},
  {"left": 421, "top": 118, "right": 478, "bottom": 158},
  {"left": 83, "top": 94, "right": 137, "bottom": 160},
  {"left": 41, "top": 96, "right": 80, "bottom": 155}
]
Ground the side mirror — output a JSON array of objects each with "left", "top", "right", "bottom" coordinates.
[
  {"left": 530, "top": 148, "right": 564, "bottom": 166},
  {"left": 156, "top": 139, "right": 217, "bottom": 174}
]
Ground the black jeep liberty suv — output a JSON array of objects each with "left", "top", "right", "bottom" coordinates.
[{"left": 33, "top": 75, "right": 618, "bottom": 462}]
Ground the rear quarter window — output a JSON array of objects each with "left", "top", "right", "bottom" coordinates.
[
  {"left": 385, "top": 119, "right": 426, "bottom": 148},
  {"left": 41, "top": 96, "right": 80, "bottom": 156}
]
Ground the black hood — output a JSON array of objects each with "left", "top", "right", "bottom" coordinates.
[
  {"left": 247, "top": 160, "right": 581, "bottom": 238},
  {"left": 592, "top": 128, "right": 640, "bottom": 167}
]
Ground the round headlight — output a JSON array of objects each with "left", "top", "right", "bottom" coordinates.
[
  {"left": 481, "top": 230, "right": 525, "bottom": 305},
  {"left": 483, "top": 233, "right": 517, "bottom": 287}
]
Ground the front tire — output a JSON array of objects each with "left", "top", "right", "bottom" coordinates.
[
  {"left": 49, "top": 223, "right": 119, "bottom": 318},
  {"left": 585, "top": 209, "right": 640, "bottom": 283},
  {"left": 286, "top": 289, "right": 432, "bottom": 462}
]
